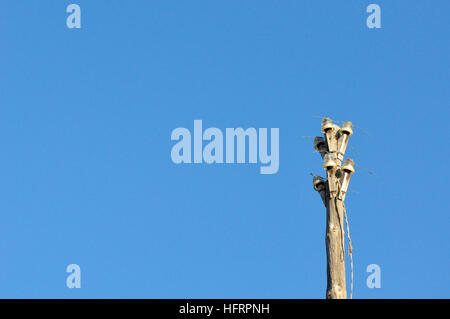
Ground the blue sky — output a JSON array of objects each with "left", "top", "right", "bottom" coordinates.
[{"left": 0, "top": 1, "right": 448, "bottom": 298}]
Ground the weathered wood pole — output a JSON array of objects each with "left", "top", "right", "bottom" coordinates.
[
  {"left": 324, "top": 182, "right": 347, "bottom": 299},
  {"left": 313, "top": 119, "right": 348, "bottom": 299}
]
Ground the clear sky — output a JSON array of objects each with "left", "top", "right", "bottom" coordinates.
[{"left": 0, "top": 1, "right": 448, "bottom": 298}]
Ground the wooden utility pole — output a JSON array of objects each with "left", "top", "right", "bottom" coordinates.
[{"left": 313, "top": 118, "right": 355, "bottom": 299}]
